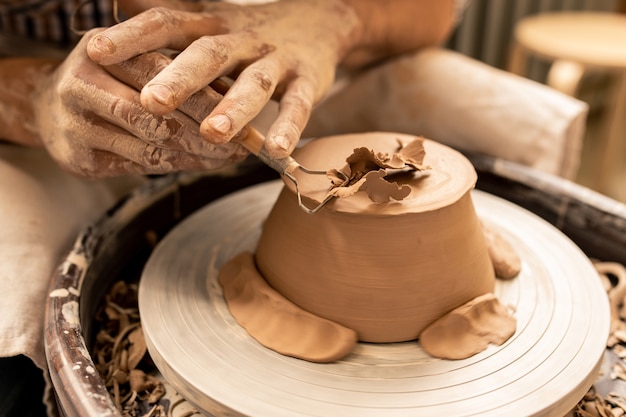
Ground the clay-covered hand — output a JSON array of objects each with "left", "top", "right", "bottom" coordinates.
[
  {"left": 87, "top": 0, "right": 364, "bottom": 159},
  {"left": 33, "top": 29, "right": 247, "bottom": 177}
]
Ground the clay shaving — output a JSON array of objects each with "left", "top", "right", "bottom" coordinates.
[
  {"left": 326, "top": 137, "right": 430, "bottom": 203},
  {"left": 92, "top": 280, "right": 168, "bottom": 417},
  {"left": 573, "top": 261, "right": 626, "bottom": 416},
  {"left": 93, "top": 278, "right": 203, "bottom": 417}
]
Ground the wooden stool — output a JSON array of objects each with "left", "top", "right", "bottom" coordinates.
[{"left": 509, "top": 12, "right": 626, "bottom": 193}]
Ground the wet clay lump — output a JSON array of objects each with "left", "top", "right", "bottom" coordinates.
[
  {"left": 420, "top": 293, "right": 517, "bottom": 359},
  {"left": 219, "top": 252, "right": 358, "bottom": 362}
]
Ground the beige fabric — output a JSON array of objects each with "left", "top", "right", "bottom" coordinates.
[
  {"left": 304, "top": 47, "right": 589, "bottom": 180},
  {"left": 0, "top": 144, "right": 142, "bottom": 415}
]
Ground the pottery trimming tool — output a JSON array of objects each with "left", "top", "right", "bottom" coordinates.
[{"left": 236, "top": 126, "right": 348, "bottom": 214}]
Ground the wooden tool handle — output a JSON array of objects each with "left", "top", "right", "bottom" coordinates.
[
  {"left": 236, "top": 127, "right": 299, "bottom": 175},
  {"left": 236, "top": 126, "right": 265, "bottom": 156}
]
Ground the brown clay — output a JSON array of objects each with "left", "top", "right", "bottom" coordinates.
[
  {"left": 218, "top": 251, "right": 358, "bottom": 362},
  {"left": 482, "top": 222, "right": 522, "bottom": 279},
  {"left": 419, "top": 293, "right": 516, "bottom": 360}
]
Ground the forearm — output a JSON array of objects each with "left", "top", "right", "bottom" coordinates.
[
  {"left": 0, "top": 58, "right": 60, "bottom": 146},
  {"left": 340, "top": 0, "right": 457, "bottom": 68}
]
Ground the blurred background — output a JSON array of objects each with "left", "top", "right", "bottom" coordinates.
[{"left": 447, "top": 0, "right": 626, "bottom": 203}]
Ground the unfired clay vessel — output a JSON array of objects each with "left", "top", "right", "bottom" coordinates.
[{"left": 255, "top": 132, "right": 495, "bottom": 343}]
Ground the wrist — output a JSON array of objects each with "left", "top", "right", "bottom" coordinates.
[
  {"left": 269, "top": 0, "right": 363, "bottom": 65},
  {"left": 339, "top": 0, "right": 456, "bottom": 68}
]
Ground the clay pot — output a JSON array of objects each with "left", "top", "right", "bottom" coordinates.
[{"left": 255, "top": 132, "right": 495, "bottom": 343}]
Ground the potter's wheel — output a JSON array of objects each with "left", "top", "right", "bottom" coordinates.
[{"left": 139, "top": 180, "right": 609, "bottom": 417}]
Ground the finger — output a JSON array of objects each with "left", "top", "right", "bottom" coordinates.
[
  {"left": 263, "top": 77, "right": 316, "bottom": 158},
  {"left": 96, "top": 139, "right": 241, "bottom": 175},
  {"left": 106, "top": 50, "right": 224, "bottom": 117},
  {"left": 106, "top": 51, "right": 230, "bottom": 129},
  {"left": 200, "top": 59, "right": 281, "bottom": 144},
  {"left": 71, "top": 147, "right": 237, "bottom": 178},
  {"left": 104, "top": 50, "right": 172, "bottom": 90},
  {"left": 69, "top": 70, "right": 242, "bottom": 159},
  {"left": 90, "top": 116, "right": 249, "bottom": 167},
  {"left": 87, "top": 7, "right": 223, "bottom": 65},
  {"left": 66, "top": 148, "right": 158, "bottom": 178},
  {"left": 64, "top": 122, "right": 245, "bottom": 178},
  {"left": 140, "top": 34, "right": 261, "bottom": 115}
]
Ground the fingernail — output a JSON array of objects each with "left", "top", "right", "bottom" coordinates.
[
  {"left": 272, "top": 135, "right": 290, "bottom": 152},
  {"left": 146, "top": 84, "right": 173, "bottom": 107},
  {"left": 208, "top": 114, "right": 231, "bottom": 134},
  {"left": 89, "top": 35, "right": 115, "bottom": 55}
]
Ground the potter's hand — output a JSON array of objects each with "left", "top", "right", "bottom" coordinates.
[
  {"left": 87, "top": 0, "right": 364, "bottom": 159},
  {"left": 33, "top": 30, "right": 246, "bottom": 177}
]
